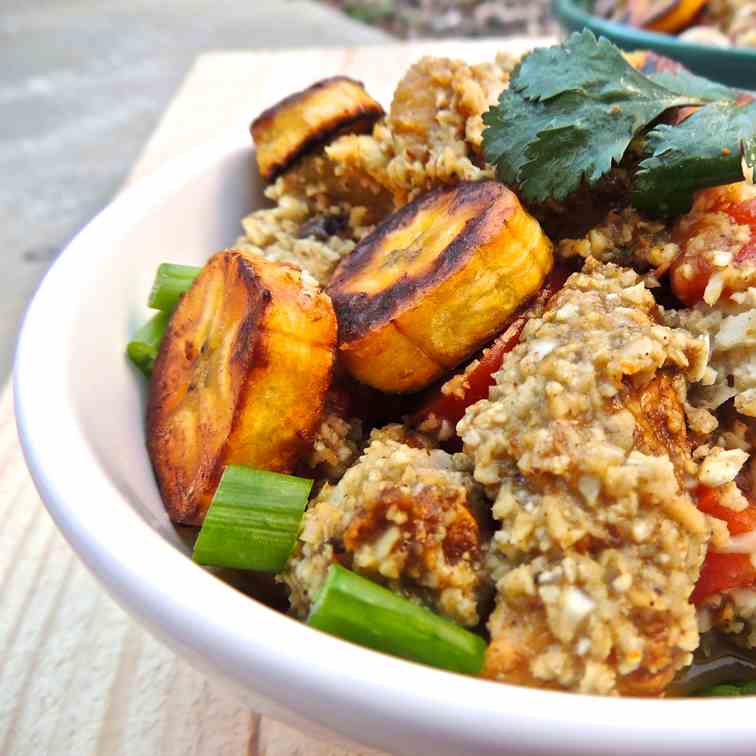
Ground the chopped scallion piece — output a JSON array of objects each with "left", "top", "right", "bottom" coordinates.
[
  {"left": 148, "top": 263, "right": 201, "bottom": 312},
  {"left": 128, "top": 263, "right": 200, "bottom": 379},
  {"left": 126, "top": 311, "right": 170, "bottom": 376},
  {"left": 193, "top": 465, "right": 312, "bottom": 571},
  {"left": 307, "top": 564, "right": 486, "bottom": 675}
]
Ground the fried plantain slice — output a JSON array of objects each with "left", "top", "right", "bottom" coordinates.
[
  {"left": 327, "top": 181, "right": 553, "bottom": 393},
  {"left": 251, "top": 77, "right": 384, "bottom": 181},
  {"left": 147, "top": 251, "right": 337, "bottom": 525}
]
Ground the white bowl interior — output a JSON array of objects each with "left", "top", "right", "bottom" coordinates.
[{"left": 15, "top": 134, "right": 756, "bottom": 756}]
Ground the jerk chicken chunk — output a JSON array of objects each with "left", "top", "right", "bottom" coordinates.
[
  {"left": 460, "top": 259, "right": 712, "bottom": 695},
  {"left": 283, "top": 425, "right": 490, "bottom": 627}
]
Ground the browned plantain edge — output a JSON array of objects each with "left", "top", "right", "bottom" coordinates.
[
  {"left": 250, "top": 76, "right": 384, "bottom": 181},
  {"left": 327, "top": 181, "right": 515, "bottom": 345},
  {"left": 146, "top": 252, "right": 270, "bottom": 525}
]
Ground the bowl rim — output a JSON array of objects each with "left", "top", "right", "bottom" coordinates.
[
  {"left": 554, "top": 0, "right": 756, "bottom": 61},
  {"left": 13, "top": 132, "right": 756, "bottom": 755}
]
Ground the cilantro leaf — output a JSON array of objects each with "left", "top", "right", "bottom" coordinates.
[
  {"left": 482, "top": 31, "right": 697, "bottom": 203},
  {"left": 649, "top": 69, "right": 741, "bottom": 102},
  {"left": 632, "top": 100, "right": 756, "bottom": 216},
  {"left": 515, "top": 32, "right": 685, "bottom": 104}
]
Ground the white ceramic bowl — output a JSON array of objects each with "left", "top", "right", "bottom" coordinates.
[{"left": 14, "top": 133, "right": 756, "bottom": 756}]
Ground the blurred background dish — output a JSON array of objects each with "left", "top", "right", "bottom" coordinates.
[
  {"left": 597, "top": 0, "right": 756, "bottom": 48},
  {"left": 554, "top": 0, "right": 756, "bottom": 87}
]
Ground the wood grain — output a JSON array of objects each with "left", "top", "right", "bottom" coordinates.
[{"left": 1, "top": 37, "right": 555, "bottom": 755}]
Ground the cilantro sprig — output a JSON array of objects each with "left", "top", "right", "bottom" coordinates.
[
  {"left": 483, "top": 31, "right": 756, "bottom": 215},
  {"left": 633, "top": 100, "right": 756, "bottom": 216}
]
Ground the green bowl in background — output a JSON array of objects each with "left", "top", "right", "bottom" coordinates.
[{"left": 553, "top": 0, "right": 756, "bottom": 89}]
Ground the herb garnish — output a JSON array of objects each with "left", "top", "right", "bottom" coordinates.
[
  {"left": 633, "top": 101, "right": 756, "bottom": 216},
  {"left": 483, "top": 30, "right": 756, "bottom": 215},
  {"left": 647, "top": 68, "right": 740, "bottom": 102}
]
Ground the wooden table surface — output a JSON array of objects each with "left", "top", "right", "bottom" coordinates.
[{"left": 1, "top": 37, "right": 554, "bottom": 756}]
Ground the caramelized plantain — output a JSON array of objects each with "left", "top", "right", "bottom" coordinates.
[
  {"left": 327, "top": 181, "right": 554, "bottom": 393},
  {"left": 251, "top": 77, "right": 384, "bottom": 181},
  {"left": 148, "top": 251, "right": 337, "bottom": 525}
]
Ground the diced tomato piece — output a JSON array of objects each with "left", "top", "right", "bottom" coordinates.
[
  {"left": 409, "top": 266, "right": 570, "bottom": 437},
  {"left": 734, "top": 240, "right": 756, "bottom": 266},
  {"left": 671, "top": 186, "right": 756, "bottom": 305},
  {"left": 696, "top": 484, "right": 756, "bottom": 536},
  {"left": 691, "top": 552, "right": 756, "bottom": 604},
  {"left": 731, "top": 200, "right": 756, "bottom": 266},
  {"left": 670, "top": 250, "right": 711, "bottom": 306},
  {"left": 692, "top": 485, "right": 756, "bottom": 603},
  {"left": 727, "top": 198, "right": 756, "bottom": 228}
]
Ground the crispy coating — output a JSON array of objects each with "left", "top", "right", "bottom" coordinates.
[
  {"left": 282, "top": 425, "right": 490, "bottom": 626},
  {"left": 271, "top": 150, "right": 393, "bottom": 227},
  {"left": 460, "top": 259, "right": 711, "bottom": 695}
]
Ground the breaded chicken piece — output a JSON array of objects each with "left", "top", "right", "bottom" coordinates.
[
  {"left": 326, "top": 55, "right": 514, "bottom": 207},
  {"left": 460, "top": 259, "right": 712, "bottom": 695},
  {"left": 282, "top": 425, "right": 490, "bottom": 627}
]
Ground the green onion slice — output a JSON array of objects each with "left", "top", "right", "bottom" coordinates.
[
  {"left": 126, "top": 311, "right": 170, "bottom": 377},
  {"left": 696, "top": 680, "right": 756, "bottom": 697},
  {"left": 192, "top": 465, "right": 312, "bottom": 571},
  {"left": 307, "top": 564, "right": 486, "bottom": 675},
  {"left": 128, "top": 263, "right": 200, "bottom": 379},
  {"left": 148, "top": 263, "right": 201, "bottom": 312}
]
